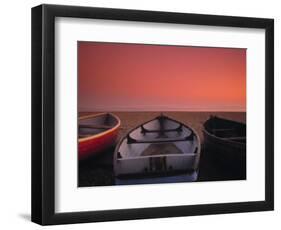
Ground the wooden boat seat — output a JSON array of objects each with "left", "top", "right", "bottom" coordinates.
[
  {"left": 127, "top": 132, "right": 194, "bottom": 144},
  {"left": 212, "top": 128, "right": 235, "bottom": 132},
  {"left": 223, "top": 136, "right": 246, "bottom": 141},
  {"left": 79, "top": 134, "right": 92, "bottom": 138},
  {"left": 141, "top": 124, "right": 183, "bottom": 133},
  {"left": 79, "top": 124, "right": 113, "bottom": 129},
  {"left": 119, "top": 152, "right": 197, "bottom": 158}
]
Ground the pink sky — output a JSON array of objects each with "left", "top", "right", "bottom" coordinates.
[{"left": 78, "top": 42, "right": 246, "bottom": 112}]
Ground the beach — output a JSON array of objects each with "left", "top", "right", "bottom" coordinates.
[{"left": 78, "top": 111, "right": 246, "bottom": 187}]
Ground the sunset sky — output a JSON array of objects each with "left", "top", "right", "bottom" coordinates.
[{"left": 78, "top": 42, "right": 246, "bottom": 112}]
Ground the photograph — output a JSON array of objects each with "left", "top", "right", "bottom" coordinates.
[
  {"left": 30, "top": 3, "right": 274, "bottom": 225},
  {"left": 78, "top": 41, "right": 246, "bottom": 187}
]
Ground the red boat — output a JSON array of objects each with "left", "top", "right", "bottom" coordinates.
[{"left": 78, "top": 113, "right": 121, "bottom": 160}]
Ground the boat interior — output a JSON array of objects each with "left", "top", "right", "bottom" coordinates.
[
  {"left": 79, "top": 113, "right": 118, "bottom": 138},
  {"left": 205, "top": 117, "right": 246, "bottom": 143},
  {"left": 118, "top": 115, "right": 199, "bottom": 159}
]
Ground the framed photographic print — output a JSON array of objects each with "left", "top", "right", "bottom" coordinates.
[{"left": 31, "top": 4, "right": 274, "bottom": 225}]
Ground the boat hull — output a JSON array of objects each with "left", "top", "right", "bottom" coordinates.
[
  {"left": 114, "top": 115, "right": 201, "bottom": 183},
  {"left": 203, "top": 116, "right": 246, "bottom": 178},
  {"left": 79, "top": 129, "right": 119, "bottom": 160},
  {"left": 79, "top": 113, "right": 120, "bottom": 160}
]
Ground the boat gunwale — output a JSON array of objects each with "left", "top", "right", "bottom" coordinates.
[{"left": 78, "top": 112, "right": 121, "bottom": 143}]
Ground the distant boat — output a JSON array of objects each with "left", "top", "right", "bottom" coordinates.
[
  {"left": 203, "top": 116, "right": 246, "bottom": 178},
  {"left": 114, "top": 114, "right": 201, "bottom": 185},
  {"left": 79, "top": 113, "right": 121, "bottom": 160}
]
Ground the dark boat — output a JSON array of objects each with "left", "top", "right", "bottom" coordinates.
[
  {"left": 114, "top": 114, "right": 201, "bottom": 185},
  {"left": 79, "top": 113, "right": 121, "bottom": 160},
  {"left": 203, "top": 116, "right": 246, "bottom": 178}
]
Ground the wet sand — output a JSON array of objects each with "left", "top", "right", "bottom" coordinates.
[{"left": 78, "top": 111, "right": 246, "bottom": 187}]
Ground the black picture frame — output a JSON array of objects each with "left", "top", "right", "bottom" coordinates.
[{"left": 31, "top": 4, "right": 274, "bottom": 225}]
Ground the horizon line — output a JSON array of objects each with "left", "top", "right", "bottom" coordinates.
[{"left": 79, "top": 110, "right": 246, "bottom": 113}]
